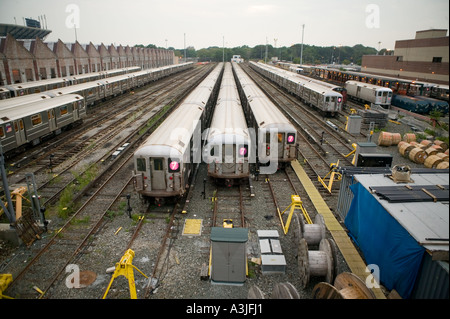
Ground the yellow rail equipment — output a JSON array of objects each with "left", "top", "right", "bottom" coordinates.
[
  {"left": 278, "top": 195, "right": 312, "bottom": 234},
  {"left": 103, "top": 249, "right": 148, "bottom": 299},
  {"left": 318, "top": 161, "right": 342, "bottom": 193}
]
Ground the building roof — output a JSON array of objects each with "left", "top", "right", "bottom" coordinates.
[
  {"left": 354, "top": 172, "right": 449, "bottom": 258},
  {"left": 0, "top": 23, "right": 51, "bottom": 40}
]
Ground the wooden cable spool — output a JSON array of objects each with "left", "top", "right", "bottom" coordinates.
[
  {"left": 436, "top": 152, "right": 449, "bottom": 162},
  {"left": 420, "top": 140, "right": 432, "bottom": 148},
  {"left": 403, "top": 133, "right": 416, "bottom": 143},
  {"left": 312, "top": 272, "right": 376, "bottom": 299},
  {"left": 293, "top": 213, "right": 326, "bottom": 246},
  {"left": 398, "top": 143, "right": 415, "bottom": 158},
  {"left": 409, "top": 147, "right": 427, "bottom": 164},
  {"left": 298, "top": 238, "right": 336, "bottom": 288},
  {"left": 437, "top": 161, "right": 449, "bottom": 169},
  {"left": 391, "top": 133, "right": 401, "bottom": 145},
  {"left": 378, "top": 132, "right": 392, "bottom": 146},
  {"left": 424, "top": 147, "right": 439, "bottom": 157},
  {"left": 424, "top": 155, "right": 443, "bottom": 168},
  {"left": 248, "top": 285, "right": 265, "bottom": 299},
  {"left": 271, "top": 282, "right": 300, "bottom": 299},
  {"left": 433, "top": 140, "right": 448, "bottom": 151}
]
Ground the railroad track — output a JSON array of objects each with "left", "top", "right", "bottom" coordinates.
[
  {"left": 7, "top": 66, "right": 206, "bottom": 182},
  {"left": 4, "top": 64, "right": 216, "bottom": 298},
  {"left": 240, "top": 64, "right": 358, "bottom": 197}
]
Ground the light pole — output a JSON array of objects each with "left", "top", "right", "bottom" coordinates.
[{"left": 300, "top": 24, "right": 305, "bottom": 66}]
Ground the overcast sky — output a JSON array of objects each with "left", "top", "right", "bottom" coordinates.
[{"left": 1, "top": 0, "right": 448, "bottom": 50}]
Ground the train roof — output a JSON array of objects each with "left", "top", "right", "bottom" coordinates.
[
  {"left": 207, "top": 63, "right": 249, "bottom": 143},
  {"left": 135, "top": 63, "right": 222, "bottom": 157},
  {"left": 233, "top": 63, "right": 296, "bottom": 132},
  {"left": 252, "top": 61, "right": 342, "bottom": 97},
  {"left": 0, "top": 94, "right": 84, "bottom": 124},
  {"left": 45, "top": 80, "right": 104, "bottom": 96},
  {"left": 0, "top": 93, "right": 52, "bottom": 110},
  {"left": 135, "top": 103, "right": 204, "bottom": 157},
  {"left": 4, "top": 77, "right": 70, "bottom": 90},
  {"left": 345, "top": 80, "right": 393, "bottom": 92}
]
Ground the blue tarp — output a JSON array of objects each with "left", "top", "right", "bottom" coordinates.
[{"left": 345, "top": 182, "right": 426, "bottom": 299}]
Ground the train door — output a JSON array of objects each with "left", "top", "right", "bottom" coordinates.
[
  {"left": 72, "top": 102, "right": 80, "bottom": 121},
  {"left": 48, "top": 109, "right": 57, "bottom": 131},
  {"left": 277, "top": 133, "right": 284, "bottom": 158},
  {"left": 14, "top": 120, "right": 26, "bottom": 146},
  {"left": 150, "top": 157, "right": 166, "bottom": 190},
  {"left": 222, "top": 144, "right": 235, "bottom": 175}
]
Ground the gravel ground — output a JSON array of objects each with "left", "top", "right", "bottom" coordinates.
[{"left": 1, "top": 107, "right": 448, "bottom": 302}]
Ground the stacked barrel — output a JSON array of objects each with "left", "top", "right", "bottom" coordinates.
[{"left": 396, "top": 133, "right": 449, "bottom": 169}]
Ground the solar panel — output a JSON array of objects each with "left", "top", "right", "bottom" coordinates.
[{"left": 370, "top": 184, "right": 449, "bottom": 203}]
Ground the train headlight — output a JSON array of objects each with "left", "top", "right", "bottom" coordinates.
[{"left": 338, "top": 97, "right": 342, "bottom": 103}]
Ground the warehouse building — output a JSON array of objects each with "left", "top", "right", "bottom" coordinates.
[
  {"left": 361, "top": 29, "right": 449, "bottom": 85},
  {"left": 0, "top": 31, "right": 175, "bottom": 85}
]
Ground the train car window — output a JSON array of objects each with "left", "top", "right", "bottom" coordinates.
[
  {"left": 277, "top": 133, "right": 283, "bottom": 143},
  {"left": 31, "top": 114, "right": 42, "bottom": 126},
  {"left": 136, "top": 158, "right": 146, "bottom": 171},
  {"left": 210, "top": 145, "right": 219, "bottom": 157},
  {"left": 0, "top": 127, "right": 4, "bottom": 138},
  {"left": 168, "top": 158, "right": 180, "bottom": 173},
  {"left": 153, "top": 158, "right": 163, "bottom": 171},
  {"left": 287, "top": 133, "right": 295, "bottom": 144},
  {"left": 60, "top": 105, "right": 68, "bottom": 116},
  {"left": 326, "top": 97, "right": 330, "bottom": 102}
]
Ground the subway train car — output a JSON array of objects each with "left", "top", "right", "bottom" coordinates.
[
  {"left": 133, "top": 63, "right": 223, "bottom": 204},
  {"left": 204, "top": 62, "right": 251, "bottom": 186},
  {"left": 0, "top": 94, "right": 85, "bottom": 155},
  {"left": 232, "top": 62, "right": 297, "bottom": 171},
  {"left": 344, "top": 81, "right": 393, "bottom": 109},
  {"left": 250, "top": 61, "right": 343, "bottom": 116}
]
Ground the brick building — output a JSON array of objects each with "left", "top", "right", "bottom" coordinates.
[
  {"left": 361, "top": 29, "right": 449, "bottom": 85},
  {"left": 0, "top": 35, "right": 175, "bottom": 85}
]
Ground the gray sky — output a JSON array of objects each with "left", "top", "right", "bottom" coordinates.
[{"left": 1, "top": 0, "right": 449, "bottom": 50}]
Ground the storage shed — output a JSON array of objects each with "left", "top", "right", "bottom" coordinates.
[
  {"left": 210, "top": 227, "right": 248, "bottom": 285},
  {"left": 339, "top": 169, "right": 449, "bottom": 299}
]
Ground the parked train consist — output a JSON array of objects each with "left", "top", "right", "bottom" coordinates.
[
  {"left": 133, "top": 63, "right": 223, "bottom": 204},
  {"left": 0, "top": 94, "right": 85, "bottom": 154},
  {"left": 232, "top": 62, "right": 297, "bottom": 171},
  {"left": 44, "top": 63, "right": 192, "bottom": 106},
  {"left": 250, "top": 61, "right": 343, "bottom": 116},
  {"left": 1, "top": 63, "right": 194, "bottom": 156},
  {"left": 204, "top": 63, "right": 251, "bottom": 186},
  {"left": 299, "top": 64, "right": 449, "bottom": 102},
  {"left": 344, "top": 81, "right": 393, "bottom": 109},
  {"left": 263, "top": 62, "right": 348, "bottom": 106},
  {"left": 391, "top": 95, "right": 431, "bottom": 114},
  {"left": 0, "top": 67, "right": 141, "bottom": 100}
]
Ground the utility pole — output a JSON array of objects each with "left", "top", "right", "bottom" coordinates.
[
  {"left": 223, "top": 36, "right": 225, "bottom": 63},
  {"left": 265, "top": 37, "right": 268, "bottom": 64},
  {"left": 184, "top": 33, "right": 186, "bottom": 63},
  {"left": 300, "top": 24, "right": 305, "bottom": 66}
]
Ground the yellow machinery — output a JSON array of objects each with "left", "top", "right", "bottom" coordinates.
[
  {"left": 0, "top": 186, "right": 28, "bottom": 220},
  {"left": 0, "top": 274, "right": 13, "bottom": 299},
  {"left": 223, "top": 219, "right": 233, "bottom": 228},
  {"left": 103, "top": 249, "right": 148, "bottom": 299},
  {"left": 278, "top": 195, "right": 312, "bottom": 234},
  {"left": 318, "top": 161, "right": 342, "bottom": 193}
]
